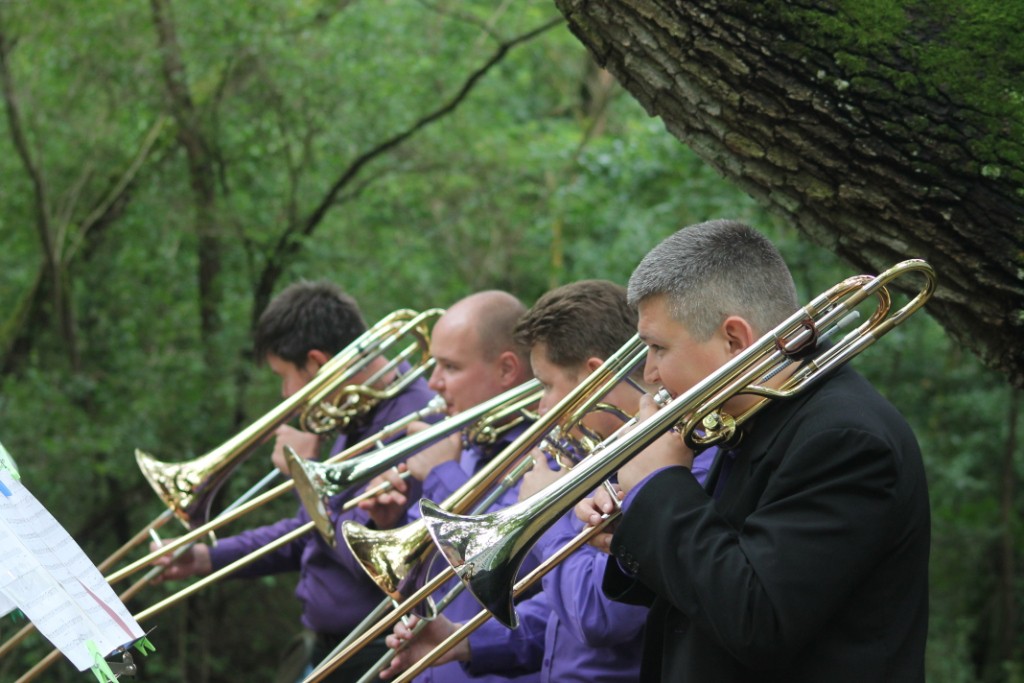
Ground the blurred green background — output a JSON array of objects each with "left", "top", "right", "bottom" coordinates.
[{"left": 0, "top": 2, "right": 1017, "bottom": 681}]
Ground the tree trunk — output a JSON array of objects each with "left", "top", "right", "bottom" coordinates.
[
  {"left": 997, "top": 388, "right": 1021, "bottom": 669},
  {"left": 0, "top": 18, "right": 80, "bottom": 370},
  {"left": 552, "top": 0, "right": 1024, "bottom": 387},
  {"left": 151, "top": 0, "right": 223, "bottom": 365}
]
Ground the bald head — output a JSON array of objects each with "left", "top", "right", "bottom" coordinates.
[
  {"left": 447, "top": 291, "right": 529, "bottom": 361},
  {"left": 427, "top": 290, "right": 533, "bottom": 414}
]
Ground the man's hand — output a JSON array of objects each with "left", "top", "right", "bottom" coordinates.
[
  {"left": 403, "top": 432, "right": 462, "bottom": 482},
  {"left": 518, "top": 452, "right": 566, "bottom": 502},
  {"left": 575, "top": 485, "right": 623, "bottom": 554},
  {"left": 615, "top": 393, "right": 694, "bottom": 494},
  {"left": 149, "top": 540, "right": 212, "bottom": 583},
  {"left": 357, "top": 464, "right": 411, "bottom": 529},
  {"left": 379, "top": 614, "right": 468, "bottom": 680},
  {"left": 271, "top": 424, "right": 321, "bottom": 475}
]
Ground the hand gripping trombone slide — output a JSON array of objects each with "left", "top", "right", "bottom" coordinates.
[{"left": 15, "top": 377, "right": 543, "bottom": 683}]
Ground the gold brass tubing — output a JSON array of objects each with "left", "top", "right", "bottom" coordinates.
[
  {"left": 12, "top": 406, "right": 449, "bottom": 682},
  {"left": 307, "top": 448, "right": 541, "bottom": 678},
  {"left": 134, "top": 522, "right": 314, "bottom": 622},
  {"left": 340, "top": 343, "right": 644, "bottom": 600},
  {"left": 108, "top": 395, "right": 445, "bottom": 584},
  {"left": 416, "top": 260, "right": 936, "bottom": 630},
  {"left": 344, "top": 468, "right": 412, "bottom": 507},
  {"left": 0, "top": 622, "right": 36, "bottom": 663},
  {"left": 0, "top": 509, "right": 176, "bottom": 662},
  {"left": 392, "top": 513, "right": 619, "bottom": 683},
  {"left": 302, "top": 567, "right": 457, "bottom": 683},
  {"left": 107, "top": 477, "right": 296, "bottom": 584},
  {"left": 13, "top": 522, "right": 316, "bottom": 683},
  {"left": 14, "top": 647, "right": 61, "bottom": 683},
  {"left": 96, "top": 509, "right": 175, "bottom": 574}
]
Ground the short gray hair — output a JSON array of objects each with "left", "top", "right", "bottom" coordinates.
[{"left": 627, "top": 220, "right": 799, "bottom": 340}]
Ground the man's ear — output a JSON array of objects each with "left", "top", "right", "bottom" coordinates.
[
  {"left": 306, "top": 349, "right": 331, "bottom": 371},
  {"left": 495, "top": 350, "right": 524, "bottom": 387},
  {"left": 720, "top": 316, "right": 756, "bottom": 357},
  {"left": 584, "top": 356, "right": 604, "bottom": 374}
]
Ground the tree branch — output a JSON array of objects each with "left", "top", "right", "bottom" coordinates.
[
  {"left": 0, "top": 14, "right": 80, "bottom": 368},
  {"left": 67, "top": 115, "right": 170, "bottom": 263},
  {"left": 0, "top": 18, "right": 52, "bottom": 249},
  {"left": 253, "top": 16, "right": 564, "bottom": 319}
]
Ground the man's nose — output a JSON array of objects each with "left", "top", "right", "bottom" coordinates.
[{"left": 642, "top": 352, "right": 659, "bottom": 385}]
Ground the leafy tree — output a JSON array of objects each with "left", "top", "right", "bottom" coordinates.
[{"left": 0, "top": 1, "right": 1017, "bottom": 681}]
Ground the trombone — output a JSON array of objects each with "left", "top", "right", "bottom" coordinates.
[
  {"left": 6, "top": 308, "right": 443, "bottom": 680},
  {"left": 288, "top": 384, "right": 544, "bottom": 548},
  {"left": 12, "top": 380, "right": 540, "bottom": 682},
  {"left": 135, "top": 307, "right": 443, "bottom": 530},
  {"left": 302, "top": 338, "right": 651, "bottom": 681},
  {"left": 374, "top": 304, "right": 868, "bottom": 682},
  {"left": 414, "top": 259, "right": 936, "bottom": 638}
]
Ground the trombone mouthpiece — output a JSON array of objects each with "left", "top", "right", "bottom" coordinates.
[{"left": 424, "top": 395, "right": 448, "bottom": 416}]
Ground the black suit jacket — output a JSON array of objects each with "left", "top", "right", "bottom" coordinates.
[{"left": 604, "top": 364, "right": 929, "bottom": 682}]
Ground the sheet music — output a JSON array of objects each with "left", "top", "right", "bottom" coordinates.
[{"left": 0, "top": 470, "right": 145, "bottom": 671}]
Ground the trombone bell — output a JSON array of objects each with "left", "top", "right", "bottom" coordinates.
[
  {"left": 419, "top": 499, "right": 528, "bottom": 629},
  {"left": 135, "top": 447, "right": 227, "bottom": 527},
  {"left": 416, "top": 259, "right": 937, "bottom": 631},
  {"left": 342, "top": 519, "right": 430, "bottom": 599},
  {"left": 287, "top": 449, "right": 339, "bottom": 547}
]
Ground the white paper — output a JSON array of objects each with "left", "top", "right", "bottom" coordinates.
[
  {"left": 0, "top": 438, "right": 18, "bottom": 478},
  {"left": 0, "top": 471, "right": 144, "bottom": 671}
]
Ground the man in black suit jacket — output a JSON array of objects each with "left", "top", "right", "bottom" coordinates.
[{"left": 577, "top": 220, "right": 929, "bottom": 682}]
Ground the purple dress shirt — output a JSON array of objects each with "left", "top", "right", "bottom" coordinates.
[
  {"left": 406, "top": 421, "right": 543, "bottom": 683},
  {"left": 463, "top": 447, "right": 718, "bottom": 682},
  {"left": 207, "top": 374, "right": 438, "bottom": 637}
]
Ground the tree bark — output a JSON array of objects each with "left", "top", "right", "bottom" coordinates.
[{"left": 552, "top": 0, "right": 1024, "bottom": 387}]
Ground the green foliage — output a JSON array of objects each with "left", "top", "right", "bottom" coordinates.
[{"left": 0, "top": 1, "right": 1017, "bottom": 681}]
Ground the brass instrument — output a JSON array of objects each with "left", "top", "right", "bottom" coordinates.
[
  {"left": 10, "top": 398, "right": 453, "bottom": 683},
  {"left": 135, "top": 307, "right": 442, "bottom": 528},
  {"left": 390, "top": 511, "right": 620, "bottom": 683},
  {"left": 342, "top": 338, "right": 645, "bottom": 598},
  {"left": 288, "top": 381, "right": 542, "bottom": 547},
  {"left": 8, "top": 309, "right": 443, "bottom": 682},
  {"left": 118, "top": 382, "right": 539, "bottom": 597},
  {"left": 418, "top": 259, "right": 936, "bottom": 631},
  {"left": 301, "top": 338, "right": 649, "bottom": 682}
]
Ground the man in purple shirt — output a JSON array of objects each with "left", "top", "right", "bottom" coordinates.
[
  {"left": 151, "top": 281, "right": 438, "bottom": 682},
  {"left": 359, "top": 290, "right": 541, "bottom": 683},
  {"left": 378, "top": 280, "right": 715, "bottom": 682}
]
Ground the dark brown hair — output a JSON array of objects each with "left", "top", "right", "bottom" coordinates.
[
  {"left": 514, "top": 280, "right": 637, "bottom": 368},
  {"left": 254, "top": 280, "right": 367, "bottom": 365}
]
